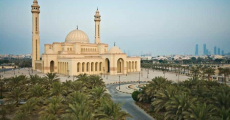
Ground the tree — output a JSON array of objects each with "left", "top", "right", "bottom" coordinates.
[
  {"left": 98, "top": 100, "right": 132, "bottom": 120},
  {"left": 39, "top": 96, "right": 64, "bottom": 119},
  {"left": 218, "top": 68, "right": 230, "bottom": 84},
  {"left": 132, "top": 91, "right": 140, "bottom": 102},
  {"left": 190, "top": 66, "right": 201, "bottom": 79},
  {"left": 204, "top": 67, "right": 215, "bottom": 81},
  {"left": 6, "top": 87, "right": 27, "bottom": 107},
  {"left": 164, "top": 93, "right": 196, "bottom": 120},
  {"left": 184, "top": 103, "right": 216, "bottom": 120},
  {"left": 152, "top": 85, "right": 178, "bottom": 112}
]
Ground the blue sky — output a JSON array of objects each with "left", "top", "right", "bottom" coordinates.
[{"left": 0, "top": 0, "right": 230, "bottom": 56}]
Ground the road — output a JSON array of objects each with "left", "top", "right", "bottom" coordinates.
[{"left": 106, "top": 83, "right": 154, "bottom": 120}]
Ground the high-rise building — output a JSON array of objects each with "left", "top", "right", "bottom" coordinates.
[
  {"left": 218, "top": 48, "right": 221, "bottom": 55},
  {"left": 214, "top": 46, "right": 217, "bottom": 55},
  {"left": 195, "top": 44, "right": 198, "bottom": 55},
  {"left": 203, "top": 44, "right": 206, "bottom": 55},
  {"left": 222, "top": 50, "right": 224, "bottom": 55}
]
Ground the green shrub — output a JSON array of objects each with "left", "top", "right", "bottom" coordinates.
[{"left": 132, "top": 91, "right": 140, "bottom": 102}]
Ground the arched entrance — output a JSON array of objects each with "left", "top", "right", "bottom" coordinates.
[
  {"left": 50, "top": 61, "right": 54, "bottom": 73},
  {"left": 105, "top": 58, "right": 110, "bottom": 73},
  {"left": 117, "top": 58, "right": 124, "bottom": 73}
]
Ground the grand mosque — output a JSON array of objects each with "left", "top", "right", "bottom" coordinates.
[{"left": 31, "top": 0, "right": 140, "bottom": 76}]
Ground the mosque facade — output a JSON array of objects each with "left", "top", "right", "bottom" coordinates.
[{"left": 31, "top": 0, "right": 140, "bottom": 76}]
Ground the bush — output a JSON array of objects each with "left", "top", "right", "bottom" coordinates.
[{"left": 132, "top": 91, "right": 140, "bottom": 102}]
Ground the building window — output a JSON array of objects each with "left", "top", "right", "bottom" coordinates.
[
  {"left": 36, "top": 17, "right": 38, "bottom": 32},
  {"left": 98, "top": 25, "right": 99, "bottom": 37},
  {"left": 36, "top": 40, "right": 37, "bottom": 60}
]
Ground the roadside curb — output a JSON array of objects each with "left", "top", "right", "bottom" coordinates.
[{"left": 108, "top": 80, "right": 149, "bottom": 94}]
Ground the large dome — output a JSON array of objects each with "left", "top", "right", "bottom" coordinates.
[
  {"left": 109, "top": 46, "right": 122, "bottom": 54},
  {"left": 65, "top": 29, "right": 89, "bottom": 43}
]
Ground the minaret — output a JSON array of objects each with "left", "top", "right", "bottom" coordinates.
[
  {"left": 31, "top": 0, "right": 40, "bottom": 69},
  {"left": 94, "top": 8, "right": 101, "bottom": 44}
]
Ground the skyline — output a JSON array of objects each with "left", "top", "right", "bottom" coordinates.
[{"left": 1, "top": 0, "right": 230, "bottom": 56}]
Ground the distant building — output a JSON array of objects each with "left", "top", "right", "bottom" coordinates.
[
  {"left": 214, "top": 46, "right": 217, "bottom": 55},
  {"left": 195, "top": 44, "right": 198, "bottom": 55},
  {"left": 218, "top": 48, "right": 221, "bottom": 55},
  {"left": 206, "top": 49, "right": 209, "bottom": 55},
  {"left": 222, "top": 50, "right": 224, "bottom": 55},
  {"left": 203, "top": 44, "right": 206, "bottom": 55}
]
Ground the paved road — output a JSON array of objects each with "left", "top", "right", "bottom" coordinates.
[{"left": 106, "top": 83, "right": 154, "bottom": 120}]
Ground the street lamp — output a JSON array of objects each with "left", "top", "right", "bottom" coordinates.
[
  {"left": 119, "top": 75, "right": 120, "bottom": 90},
  {"left": 147, "top": 71, "right": 148, "bottom": 78},
  {"left": 103, "top": 67, "right": 105, "bottom": 77},
  {"left": 0, "top": 75, "right": 3, "bottom": 99},
  {"left": 139, "top": 72, "right": 140, "bottom": 84},
  {"left": 141, "top": 68, "right": 143, "bottom": 77},
  {"left": 67, "top": 70, "right": 70, "bottom": 78},
  {"left": 222, "top": 74, "right": 224, "bottom": 84}
]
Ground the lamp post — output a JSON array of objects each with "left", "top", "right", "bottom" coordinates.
[
  {"left": 0, "top": 75, "right": 3, "bottom": 99},
  {"left": 103, "top": 67, "right": 105, "bottom": 77},
  {"left": 222, "top": 74, "right": 224, "bottom": 84},
  {"left": 67, "top": 70, "right": 70, "bottom": 78},
  {"left": 141, "top": 68, "right": 143, "bottom": 77},
  {"left": 147, "top": 71, "right": 148, "bottom": 78},
  {"left": 119, "top": 75, "right": 120, "bottom": 90},
  {"left": 139, "top": 72, "right": 140, "bottom": 84}
]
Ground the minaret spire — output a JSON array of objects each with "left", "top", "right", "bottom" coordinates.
[
  {"left": 31, "top": 0, "right": 40, "bottom": 70},
  {"left": 94, "top": 8, "right": 101, "bottom": 44}
]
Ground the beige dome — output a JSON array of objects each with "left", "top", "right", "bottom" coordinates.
[
  {"left": 109, "top": 46, "right": 122, "bottom": 54},
  {"left": 65, "top": 29, "right": 89, "bottom": 43}
]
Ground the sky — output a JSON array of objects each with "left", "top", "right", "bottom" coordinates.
[{"left": 0, "top": 0, "right": 230, "bottom": 56}]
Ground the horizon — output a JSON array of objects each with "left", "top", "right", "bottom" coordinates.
[{"left": 0, "top": 0, "right": 230, "bottom": 55}]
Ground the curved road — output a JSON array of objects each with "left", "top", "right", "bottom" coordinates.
[{"left": 106, "top": 83, "right": 154, "bottom": 120}]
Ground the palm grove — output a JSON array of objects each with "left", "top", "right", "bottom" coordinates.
[
  {"left": 133, "top": 63, "right": 230, "bottom": 120},
  {"left": 0, "top": 73, "right": 131, "bottom": 120}
]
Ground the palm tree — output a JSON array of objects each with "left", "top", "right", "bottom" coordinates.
[
  {"left": 216, "top": 107, "right": 230, "bottom": 120},
  {"left": 29, "top": 74, "right": 42, "bottom": 85},
  {"left": 164, "top": 93, "right": 197, "bottom": 120},
  {"left": 18, "top": 97, "right": 39, "bottom": 115},
  {"left": 44, "top": 73, "right": 60, "bottom": 89},
  {"left": 97, "top": 100, "right": 132, "bottom": 120},
  {"left": 204, "top": 67, "right": 215, "bottom": 81},
  {"left": 213, "top": 86, "right": 230, "bottom": 109},
  {"left": 13, "top": 110, "right": 31, "bottom": 120},
  {"left": 6, "top": 87, "right": 27, "bottom": 107},
  {"left": 61, "top": 102, "right": 94, "bottom": 120},
  {"left": 152, "top": 85, "right": 178, "bottom": 112},
  {"left": 190, "top": 66, "right": 201, "bottom": 79},
  {"left": 184, "top": 103, "right": 216, "bottom": 120},
  {"left": 39, "top": 96, "right": 64, "bottom": 119},
  {"left": 28, "top": 84, "right": 47, "bottom": 101},
  {"left": 0, "top": 105, "right": 9, "bottom": 120},
  {"left": 91, "top": 87, "right": 111, "bottom": 108},
  {"left": 49, "top": 82, "right": 67, "bottom": 97},
  {"left": 91, "top": 87, "right": 111, "bottom": 100},
  {"left": 218, "top": 68, "right": 230, "bottom": 84}
]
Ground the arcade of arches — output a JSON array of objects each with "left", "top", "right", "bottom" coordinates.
[{"left": 56, "top": 58, "right": 139, "bottom": 76}]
